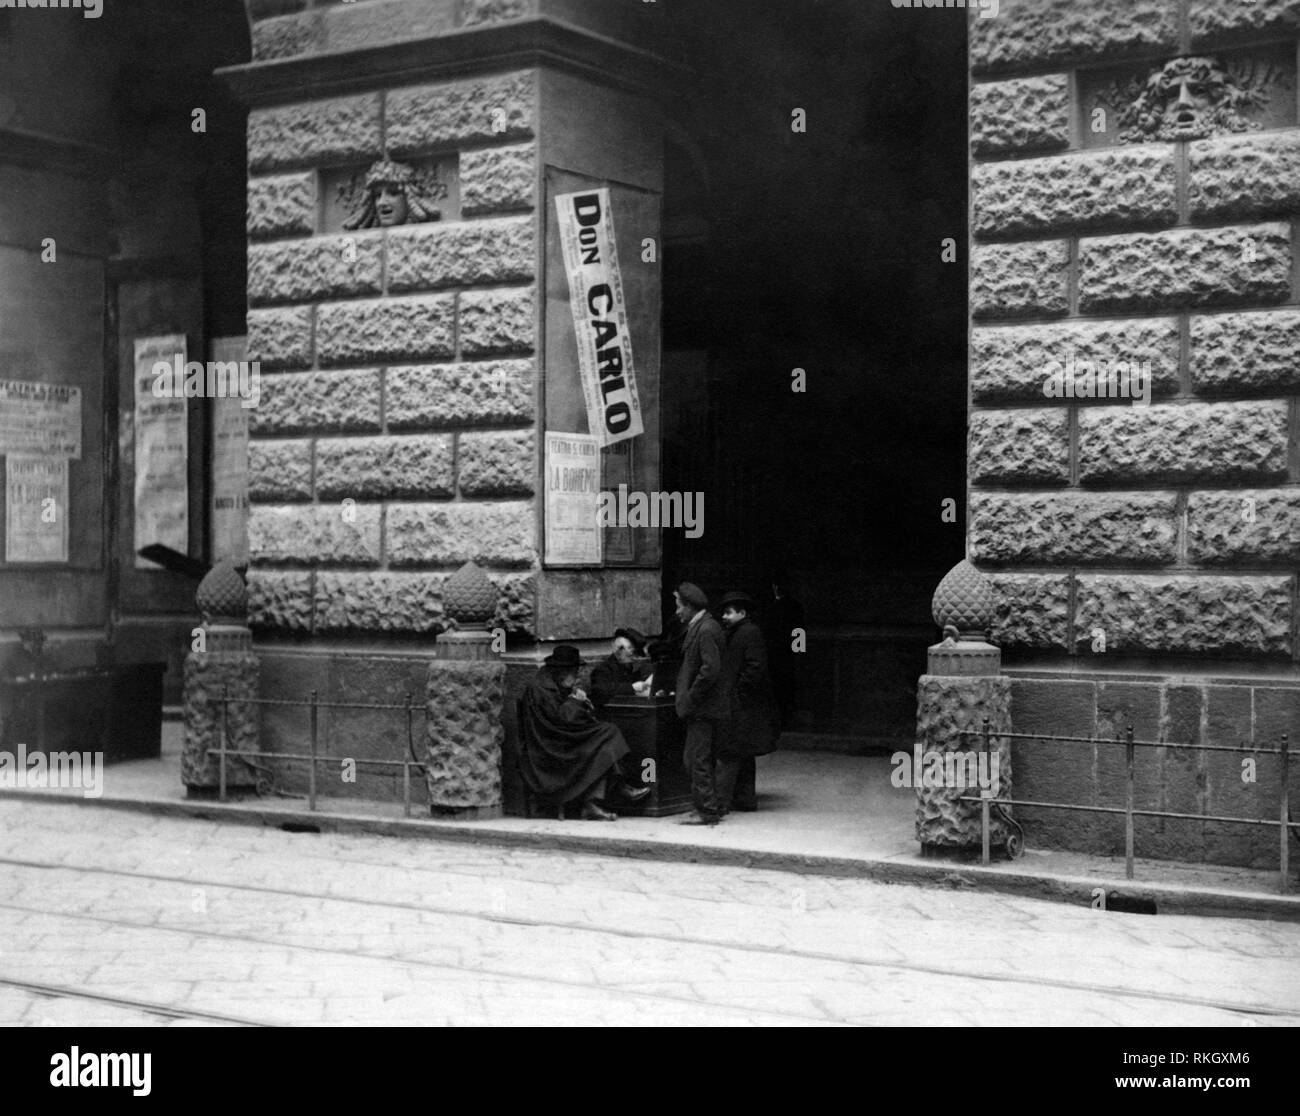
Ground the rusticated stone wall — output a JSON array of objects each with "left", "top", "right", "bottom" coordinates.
[
  {"left": 970, "top": 0, "right": 1300, "bottom": 665},
  {"left": 969, "top": 0, "right": 1300, "bottom": 867},
  {"left": 242, "top": 53, "right": 539, "bottom": 636}
]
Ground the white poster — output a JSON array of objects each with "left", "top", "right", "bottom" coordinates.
[
  {"left": 5, "top": 454, "right": 68, "bottom": 563},
  {"left": 210, "top": 337, "right": 249, "bottom": 566},
  {"left": 0, "top": 379, "right": 82, "bottom": 459},
  {"left": 133, "top": 334, "right": 189, "bottom": 567},
  {"left": 554, "top": 188, "right": 644, "bottom": 446},
  {"left": 544, "top": 431, "right": 602, "bottom": 566}
]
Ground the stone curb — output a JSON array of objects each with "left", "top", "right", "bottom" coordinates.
[{"left": 7, "top": 788, "right": 1298, "bottom": 924}]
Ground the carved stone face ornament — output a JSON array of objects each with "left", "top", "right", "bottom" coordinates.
[
  {"left": 1107, "top": 55, "right": 1273, "bottom": 144},
  {"left": 374, "top": 184, "right": 409, "bottom": 227},
  {"left": 1165, "top": 74, "right": 1209, "bottom": 137},
  {"left": 340, "top": 156, "right": 447, "bottom": 230}
]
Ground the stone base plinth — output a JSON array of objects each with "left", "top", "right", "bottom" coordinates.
[
  {"left": 425, "top": 659, "right": 504, "bottom": 811},
  {"left": 914, "top": 673, "right": 1012, "bottom": 849},
  {"left": 183, "top": 642, "right": 260, "bottom": 790}
]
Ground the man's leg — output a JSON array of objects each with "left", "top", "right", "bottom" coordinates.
[
  {"left": 682, "top": 719, "right": 721, "bottom": 821},
  {"left": 579, "top": 775, "right": 617, "bottom": 820},
  {"left": 731, "top": 757, "right": 757, "bottom": 810},
  {"left": 714, "top": 751, "right": 740, "bottom": 814}
]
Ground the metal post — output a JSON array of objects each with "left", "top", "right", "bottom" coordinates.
[
  {"left": 1125, "top": 724, "right": 1135, "bottom": 881},
  {"left": 981, "top": 791, "right": 991, "bottom": 865},
  {"left": 218, "top": 685, "right": 229, "bottom": 802},
  {"left": 404, "top": 692, "right": 414, "bottom": 819},
  {"left": 980, "top": 718, "right": 992, "bottom": 863},
  {"left": 308, "top": 688, "right": 318, "bottom": 813},
  {"left": 1280, "top": 732, "right": 1290, "bottom": 896}
]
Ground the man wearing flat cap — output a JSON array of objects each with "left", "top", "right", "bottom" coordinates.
[
  {"left": 589, "top": 627, "right": 653, "bottom": 716},
  {"left": 518, "top": 644, "right": 650, "bottom": 820},
  {"left": 718, "top": 590, "right": 780, "bottom": 813},
  {"left": 673, "top": 582, "right": 730, "bottom": 825}
]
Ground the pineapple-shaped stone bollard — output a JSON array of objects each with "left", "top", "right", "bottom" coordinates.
[
  {"left": 424, "top": 561, "right": 504, "bottom": 818},
  {"left": 183, "top": 559, "right": 260, "bottom": 796},
  {"left": 914, "top": 559, "right": 1014, "bottom": 855}
]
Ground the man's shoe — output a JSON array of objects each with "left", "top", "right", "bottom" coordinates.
[
  {"left": 581, "top": 801, "right": 618, "bottom": 821},
  {"left": 618, "top": 783, "right": 652, "bottom": 803},
  {"left": 678, "top": 812, "right": 720, "bottom": 826}
]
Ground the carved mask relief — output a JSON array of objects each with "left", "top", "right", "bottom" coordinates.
[
  {"left": 336, "top": 156, "right": 450, "bottom": 230},
  {"left": 1082, "top": 47, "right": 1295, "bottom": 148}
]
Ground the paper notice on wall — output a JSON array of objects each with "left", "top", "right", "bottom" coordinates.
[
  {"left": 5, "top": 454, "right": 69, "bottom": 563},
  {"left": 554, "top": 188, "right": 644, "bottom": 447},
  {"left": 133, "top": 334, "right": 189, "bottom": 568},
  {"left": 544, "top": 431, "right": 602, "bottom": 566},
  {"left": 210, "top": 337, "right": 249, "bottom": 566},
  {"left": 0, "top": 379, "right": 82, "bottom": 459}
]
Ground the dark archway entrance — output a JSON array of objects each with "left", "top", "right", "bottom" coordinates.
[{"left": 660, "top": 1, "right": 968, "bottom": 748}]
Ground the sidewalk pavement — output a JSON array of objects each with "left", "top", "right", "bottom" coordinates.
[{"left": 4, "top": 723, "right": 1298, "bottom": 923}]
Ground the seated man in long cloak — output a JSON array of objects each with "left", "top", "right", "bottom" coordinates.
[{"left": 518, "top": 645, "right": 650, "bottom": 820}]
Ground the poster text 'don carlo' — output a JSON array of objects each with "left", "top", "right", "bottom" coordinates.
[{"left": 554, "top": 188, "right": 644, "bottom": 447}]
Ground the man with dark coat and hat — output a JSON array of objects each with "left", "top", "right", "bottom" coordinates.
[
  {"left": 673, "top": 582, "right": 730, "bottom": 825},
  {"left": 518, "top": 645, "right": 650, "bottom": 820},
  {"left": 589, "top": 628, "right": 653, "bottom": 716},
  {"left": 717, "top": 590, "right": 780, "bottom": 813}
]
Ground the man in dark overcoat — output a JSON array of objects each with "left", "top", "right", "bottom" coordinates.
[
  {"left": 717, "top": 590, "right": 780, "bottom": 813},
  {"left": 518, "top": 645, "right": 649, "bottom": 820},
  {"left": 673, "top": 582, "right": 730, "bottom": 825}
]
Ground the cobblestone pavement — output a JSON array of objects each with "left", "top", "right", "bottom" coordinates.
[{"left": 0, "top": 800, "right": 1296, "bottom": 1026}]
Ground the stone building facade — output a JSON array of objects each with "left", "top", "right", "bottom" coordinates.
[{"left": 970, "top": 0, "right": 1300, "bottom": 865}]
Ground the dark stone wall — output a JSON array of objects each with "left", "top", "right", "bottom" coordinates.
[{"left": 1008, "top": 671, "right": 1300, "bottom": 867}]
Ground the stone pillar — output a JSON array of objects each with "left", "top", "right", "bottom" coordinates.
[
  {"left": 966, "top": 0, "right": 1300, "bottom": 861},
  {"left": 915, "top": 561, "right": 1014, "bottom": 855},
  {"left": 183, "top": 560, "right": 260, "bottom": 796},
  {"left": 224, "top": 0, "right": 671, "bottom": 780},
  {"left": 425, "top": 561, "right": 504, "bottom": 818}
]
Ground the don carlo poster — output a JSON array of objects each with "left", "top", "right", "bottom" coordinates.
[{"left": 554, "top": 187, "right": 644, "bottom": 447}]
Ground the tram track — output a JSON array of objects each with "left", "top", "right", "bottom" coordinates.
[
  {"left": 0, "top": 854, "right": 1292, "bottom": 1024},
  {"left": 0, "top": 975, "right": 270, "bottom": 1027}
]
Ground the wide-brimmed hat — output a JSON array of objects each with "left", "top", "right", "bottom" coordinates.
[
  {"left": 719, "top": 590, "right": 756, "bottom": 612},
  {"left": 675, "top": 582, "right": 708, "bottom": 611},
  {"left": 613, "top": 627, "right": 647, "bottom": 653},
  {"left": 543, "top": 644, "right": 583, "bottom": 669}
]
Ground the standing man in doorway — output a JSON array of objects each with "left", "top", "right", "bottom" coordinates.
[
  {"left": 717, "top": 590, "right": 779, "bottom": 813},
  {"left": 673, "top": 582, "right": 729, "bottom": 826}
]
